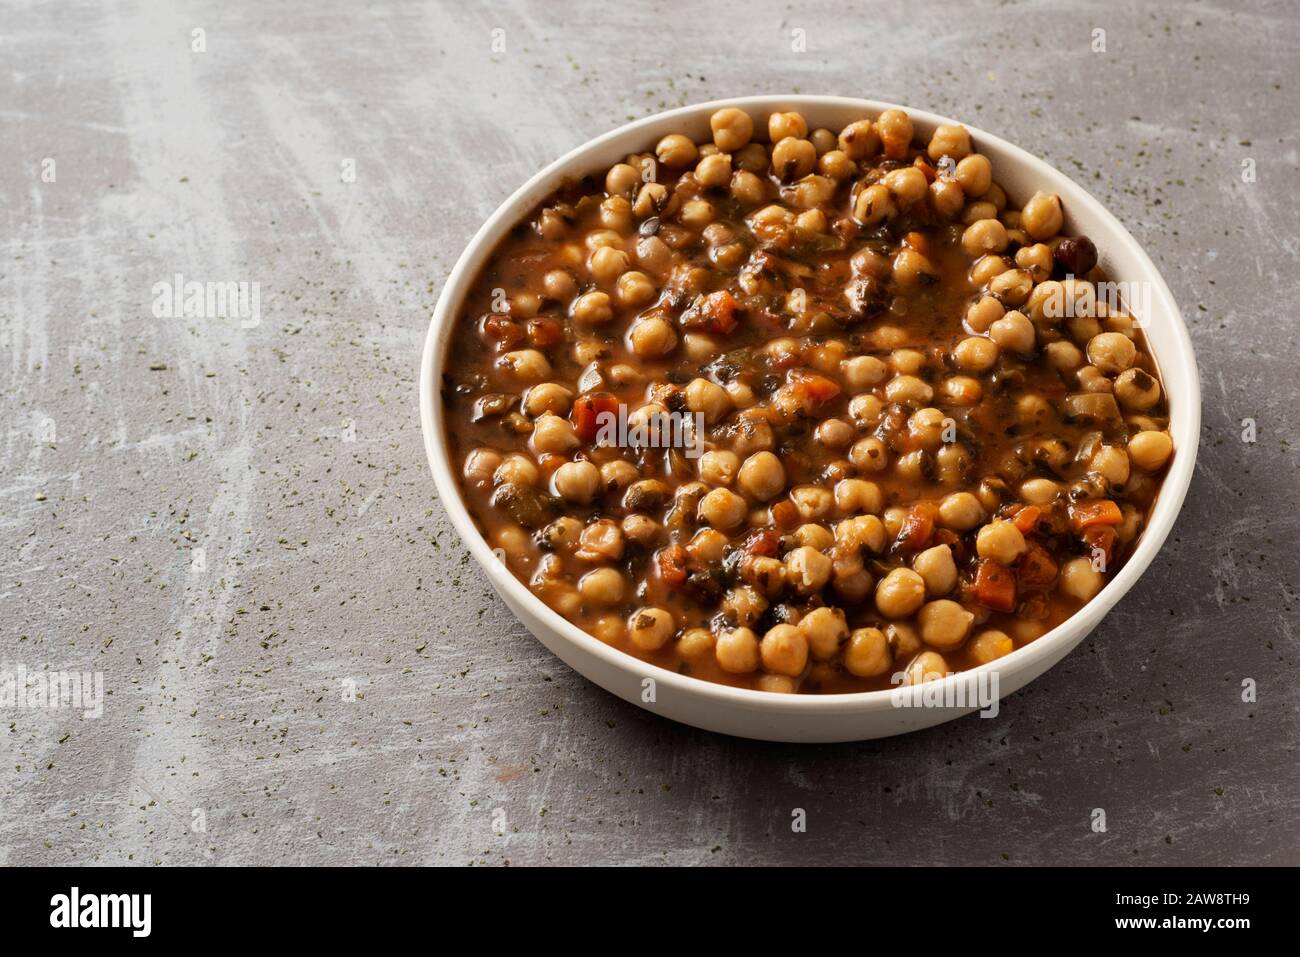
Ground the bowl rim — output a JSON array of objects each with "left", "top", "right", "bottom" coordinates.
[{"left": 419, "top": 94, "right": 1201, "bottom": 716}]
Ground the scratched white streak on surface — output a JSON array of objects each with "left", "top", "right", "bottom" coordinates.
[{"left": 0, "top": 0, "right": 1298, "bottom": 866}]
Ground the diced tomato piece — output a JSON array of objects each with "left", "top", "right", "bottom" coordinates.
[
  {"left": 527, "top": 317, "right": 562, "bottom": 349},
  {"left": 897, "top": 502, "right": 939, "bottom": 551},
  {"left": 570, "top": 393, "right": 620, "bottom": 444},
  {"left": 787, "top": 369, "right": 841, "bottom": 407},
  {"left": 912, "top": 156, "right": 938, "bottom": 183},
  {"left": 1016, "top": 543, "right": 1058, "bottom": 588},
  {"left": 699, "top": 290, "right": 740, "bottom": 335},
  {"left": 656, "top": 545, "right": 688, "bottom": 586},
  {"left": 1068, "top": 498, "right": 1123, "bottom": 534},
  {"left": 1082, "top": 526, "right": 1118, "bottom": 568},
  {"left": 974, "top": 559, "right": 1017, "bottom": 612},
  {"left": 1012, "top": 505, "right": 1042, "bottom": 535},
  {"left": 932, "top": 528, "right": 960, "bottom": 548},
  {"left": 481, "top": 313, "right": 524, "bottom": 348},
  {"left": 742, "top": 529, "right": 780, "bottom": 557}
]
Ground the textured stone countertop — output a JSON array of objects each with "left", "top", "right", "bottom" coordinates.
[{"left": 1, "top": 0, "right": 1297, "bottom": 865}]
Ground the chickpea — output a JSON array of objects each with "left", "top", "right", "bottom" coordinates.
[
  {"left": 969, "top": 629, "right": 1014, "bottom": 665},
  {"left": 1128, "top": 430, "right": 1173, "bottom": 471},
  {"left": 904, "top": 651, "right": 951, "bottom": 685},
  {"left": 730, "top": 169, "right": 767, "bottom": 206},
  {"left": 971, "top": 254, "right": 1011, "bottom": 286},
  {"left": 605, "top": 162, "right": 640, "bottom": 196},
  {"left": 523, "top": 382, "right": 572, "bottom": 418},
  {"left": 962, "top": 218, "right": 1008, "bottom": 257},
  {"left": 876, "top": 108, "right": 913, "bottom": 159},
  {"left": 939, "top": 491, "right": 985, "bottom": 531},
  {"left": 884, "top": 374, "right": 934, "bottom": 406},
  {"left": 818, "top": 149, "right": 856, "bottom": 180},
  {"left": 715, "top": 627, "right": 760, "bottom": 673},
  {"left": 494, "top": 453, "right": 539, "bottom": 487},
  {"left": 1059, "top": 556, "right": 1105, "bottom": 601},
  {"left": 571, "top": 291, "right": 613, "bottom": 326},
  {"left": 875, "top": 567, "right": 926, "bottom": 618},
  {"left": 607, "top": 273, "right": 653, "bottom": 311},
  {"left": 976, "top": 519, "right": 1027, "bottom": 565},
  {"left": 809, "top": 127, "right": 837, "bottom": 154},
  {"left": 679, "top": 198, "right": 716, "bottom": 229},
  {"left": 698, "top": 449, "right": 740, "bottom": 486},
  {"left": 838, "top": 627, "right": 888, "bottom": 678},
  {"left": 839, "top": 355, "right": 886, "bottom": 390},
  {"left": 1016, "top": 242, "right": 1054, "bottom": 281},
  {"left": 966, "top": 295, "right": 1005, "bottom": 333},
  {"left": 853, "top": 183, "right": 895, "bottom": 227},
  {"left": 710, "top": 108, "right": 754, "bottom": 152},
  {"left": 786, "top": 546, "right": 833, "bottom": 595},
  {"left": 600, "top": 459, "right": 638, "bottom": 492},
  {"left": 1087, "top": 332, "right": 1137, "bottom": 374},
  {"left": 463, "top": 448, "right": 502, "bottom": 487},
  {"left": 913, "top": 544, "right": 957, "bottom": 596},
  {"left": 589, "top": 247, "right": 630, "bottom": 287},
  {"left": 579, "top": 567, "right": 625, "bottom": 606},
  {"left": 952, "top": 336, "right": 999, "bottom": 372},
  {"left": 1045, "top": 340, "right": 1084, "bottom": 372},
  {"left": 698, "top": 487, "right": 747, "bottom": 530},
  {"left": 542, "top": 269, "right": 578, "bottom": 303},
  {"left": 989, "top": 268, "right": 1033, "bottom": 306},
  {"left": 1020, "top": 477, "right": 1059, "bottom": 505},
  {"left": 656, "top": 133, "right": 698, "bottom": 169},
  {"left": 737, "top": 451, "right": 786, "bottom": 502},
  {"left": 798, "top": 607, "right": 848, "bottom": 661},
  {"left": 531, "top": 413, "right": 580, "bottom": 453},
  {"left": 760, "top": 110, "right": 804, "bottom": 140},
  {"left": 850, "top": 435, "right": 889, "bottom": 472},
  {"left": 838, "top": 119, "right": 881, "bottom": 159},
  {"left": 929, "top": 177, "right": 966, "bottom": 219},
  {"left": 695, "top": 152, "right": 732, "bottom": 189},
  {"left": 757, "top": 675, "right": 797, "bottom": 693},
  {"left": 684, "top": 377, "right": 733, "bottom": 424},
  {"left": 1091, "top": 445, "right": 1131, "bottom": 486},
  {"left": 628, "top": 607, "right": 676, "bottom": 651},
  {"left": 636, "top": 234, "right": 673, "bottom": 276},
  {"left": 1114, "top": 368, "right": 1162, "bottom": 410},
  {"left": 760, "top": 624, "right": 809, "bottom": 677},
  {"left": 629, "top": 315, "right": 677, "bottom": 357},
  {"left": 954, "top": 154, "right": 992, "bottom": 196},
  {"left": 553, "top": 460, "right": 601, "bottom": 504},
  {"left": 1022, "top": 191, "right": 1064, "bottom": 240},
  {"left": 678, "top": 627, "right": 716, "bottom": 660},
  {"left": 834, "top": 478, "right": 882, "bottom": 515},
  {"left": 837, "top": 514, "right": 887, "bottom": 554},
  {"left": 917, "top": 599, "right": 974, "bottom": 650},
  {"left": 882, "top": 167, "right": 928, "bottom": 207},
  {"left": 499, "top": 348, "right": 551, "bottom": 383},
  {"left": 928, "top": 124, "right": 972, "bottom": 161},
  {"left": 989, "top": 310, "right": 1036, "bottom": 353},
  {"left": 816, "top": 417, "right": 854, "bottom": 449},
  {"left": 633, "top": 182, "right": 669, "bottom": 218}
]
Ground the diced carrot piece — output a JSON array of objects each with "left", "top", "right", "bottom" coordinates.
[
  {"left": 526, "top": 317, "right": 562, "bottom": 349},
  {"left": 897, "top": 502, "right": 939, "bottom": 551},
  {"left": 787, "top": 369, "right": 841, "bottom": 406},
  {"left": 1068, "top": 499, "right": 1123, "bottom": 534},
  {"left": 570, "top": 393, "right": 620, "bottom": 443},
  {"left": 974, "top": 559, "right": 1017, "bottom": 612},
  {"left": 1016, "top": 543, "right": 1058, "bottom": 588},
  {"left": 656, "top": 544, "right": 688, "bottom": 586},
  {"left": 1012, "top": 505, "right": 1042, "bottom": 535},
  {"left": 481, "top": 313, "right": 524, "bottom": 348},
  {"left": 702, "top": 290, "right": 740, "bottom": 335},
  {"left": 912, "top": 156, "right": 938, "bottom": 184}
]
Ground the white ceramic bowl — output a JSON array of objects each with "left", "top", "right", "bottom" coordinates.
[{"left": 420, "top": 95, "right": 1200, "bottom": 742}]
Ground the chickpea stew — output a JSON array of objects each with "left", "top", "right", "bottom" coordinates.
[{"left": 443, "top": 106, "right": 1174, "bottom": 695}]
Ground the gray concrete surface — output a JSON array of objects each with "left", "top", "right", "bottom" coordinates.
[{"left": 2, "top": 0, "right": 1297, "bottom": 866}]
